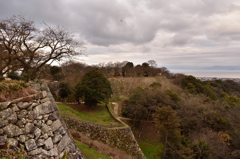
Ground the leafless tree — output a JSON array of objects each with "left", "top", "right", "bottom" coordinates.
[
  {"left": 0, "top": 44, "right": 10, "bottom": 76},
  {"left": 0, "top": 15, "right": 83, "bottom": 80},
  {"left": 0, "top": 38, "right": 21, "bottom": 76},
  {"left": 148, "top": 60, "right": 157, "bottom": 67},
  {"left": 113, "top": 61, "right": 122, "bottom": 77},
  {"left": 61, "top": 60, "right": 88, "bottom": 86}
]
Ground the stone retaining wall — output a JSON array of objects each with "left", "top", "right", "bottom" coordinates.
[
  {"left": 63, "top": 116, "right": 146, "bottom": 159},
  {"left": 0, "top": 81, "right": 84, "bottom": 158},
  {"left": 63, "top": 116, "right": 124, "bottom": 128}
]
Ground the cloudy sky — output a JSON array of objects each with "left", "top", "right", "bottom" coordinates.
[{"left": 1, "top": 0, "right": 240, "bottom": 70}]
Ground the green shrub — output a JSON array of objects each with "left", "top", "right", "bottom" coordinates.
[
  {"left": 167, "top": 89, "right": 181, "bottom": 103},
  {"left": 181, "top": 76, "right": 218, "bottom": 100},
  {"left": 20, "top": 73, "right": 30, "bottom": 81},
  {"left": 18, "top": 81, "right": 28, "bottom": 88},
  {"left": 215, "top": 117, "right": 232, "bottom": 131},
  {"left": 226, "top": 96, "right": 240, "bottom": 107},
  {"left": 0, "top": 80, "right": 34, "bottom": 102},
  {"left": 203, "top": 85, "right": 218, "bottom": 100},
  {"left": 0, "top": 80, "right": 28, "bottom": 91},
  {"left": 221, "top": 92, "right": 240, "bottom": 108},
  {"left": 7, "top": 72, "right": 20, "bottom": 80},
  {"left": 110, "top": 95, "right": 123, "bottom": 102},
  {"left": 50, "top": 66, "right": 64, "bottom": 81},
  {"left": 9, "top": 83, "right": 21, "bottom": 91},
  {"left": 0, "top": 76, "right": 5, "bottom": 81},
  {"left": 192, "top": 140, "right": 210, "bottom": 159},
  {"left": 150, "top": 82, "right": 162, "bottom": 87},
  {"left": 0, "top": 83, "right": 7, "bottom": 91},
  {"left": 58, "top": 82, "right": 72, "bottom": 100},
  {"left": 66, "top": 93, "right": 76, "bottom": 102}
]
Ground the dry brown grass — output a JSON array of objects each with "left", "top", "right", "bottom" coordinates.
[
  {"left": 109, "top": 76, "right": 175, "bottom": 97},
  {"left": 0, "top": 80, "right": 36, "bottom": 102}
]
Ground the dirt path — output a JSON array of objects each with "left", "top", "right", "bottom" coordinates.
[
  {"left": 111, "top": 103, "right": 154, "bottom": 122},
  {"left": 111, "top": 102, "right": 134, "bottom": 121},
  {"left": 112, "top": 102, "right": 119, "bottom": 116},
  {"left": 111, "top": 102, "right": 121, "bottom": 121}
]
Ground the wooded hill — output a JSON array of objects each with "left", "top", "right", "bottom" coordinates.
[{"left": 109, "top": 76, "right": 240, "bottom": 159}]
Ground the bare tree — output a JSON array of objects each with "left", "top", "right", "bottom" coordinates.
[
  {"left": 113, "top": 61, "right": 122, "bottom": 77},
  {"left": 0, "top": 44, "right": 10, "bottom": 76},
  {"left": 148, "top": 60, "right": 157, "bottom": 67},
  {"left": 61, "top": 60, "right": 88, "bottom": 87},
  {"left": 0, "top": 36, "right": 21, "bottom": 76},
  {"left": 0, "top": 15, "right": 83, "bottom": 80}
]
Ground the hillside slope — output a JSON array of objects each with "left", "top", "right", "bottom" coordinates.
[{"left": 109, "top": 76, "right": 240, "bottom": 159}]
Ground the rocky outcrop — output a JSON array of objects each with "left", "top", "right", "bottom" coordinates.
[{"left": 0, "top": 81, "right": 84, "bottom": 158}]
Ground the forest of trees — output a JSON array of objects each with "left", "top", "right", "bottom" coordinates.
[{"left": 122, "top": 76, "right": 240, "bottom": 159}]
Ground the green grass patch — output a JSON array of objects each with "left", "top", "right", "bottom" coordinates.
[
  {"left": 138, "top": 141, "right": 164, "bottom": 159},
  {"left": 110, "top": 95, "right": 123, "bottom": 102},
  {"left": 74, "top": 140, "right": 111, "bottom": 159},
  {"left": 57, "top": 103, "right": 119, "bottom": 125}
]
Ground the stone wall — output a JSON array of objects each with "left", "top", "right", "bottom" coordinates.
[
  {"left": 0, "top": 81, "right": 84, "bottom": 158},
  {"left": 63, "top": 116, "right": 146, "bottom": 159}
]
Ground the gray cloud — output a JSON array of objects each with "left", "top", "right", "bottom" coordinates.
[
  {"left": 1, "top": 0, "right": 239, "bottom": 46},
  {"left": 0, "top": 0, "right": 162, "bottom": 46},
  {"left": 168, "top": 34, "right": 193, "bottom": 46},
  {"left": 1, "top": 0, "right": 240, "bottom": 70}
]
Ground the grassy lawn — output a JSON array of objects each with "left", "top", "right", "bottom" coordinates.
[
  {"left": 138, "top": 141, "right": 164, "bottom": 159},
  {"left": 74, "top": 140, "right": 111, "bottom": 159},
  {"left": 57, "top": 103, "right": 119, "bottom": 125}
]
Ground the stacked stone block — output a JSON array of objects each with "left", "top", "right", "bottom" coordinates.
[
  {"left": 63, "top": 116, "right": 146, "bottom": 159},
  {"left": 0, "top": 89, "right": 83, "bottom": 158}
]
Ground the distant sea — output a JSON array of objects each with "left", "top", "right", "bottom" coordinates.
[{"left": 170, "top": 70, "right": 240, "bottom": 79}]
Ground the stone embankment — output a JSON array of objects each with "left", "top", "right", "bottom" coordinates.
[
  {"left": 0, "top": 81, "right": 83, "bottom": 158},
  {"left": 63, "top": 105, "right": 146, "bottom": 159}
]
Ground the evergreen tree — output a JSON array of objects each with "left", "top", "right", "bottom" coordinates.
[
  {"left": 75, "top": 70, "right": 112, "bottom": 107},
  {"left": 155, "top": 106, "right": 181, "bottom": 159},
  {"left": 58, "top": 82, "right": 72, "bottom": 101}
]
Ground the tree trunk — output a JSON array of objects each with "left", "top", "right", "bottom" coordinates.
[
  {"left": 21, "top": 66, "right": 31, "bottom": 81},
  {"left": 138, "top": 127, "right": 143, "bottom": 139},
  {"left": 163, "top": 131, "right": 168, "bottom": 159},
  {"left": 0, "top": 71, "right": 3, "bottom": 77},
  {"left": 30, "top": 70, "right": 38, "bottom": 80}
]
